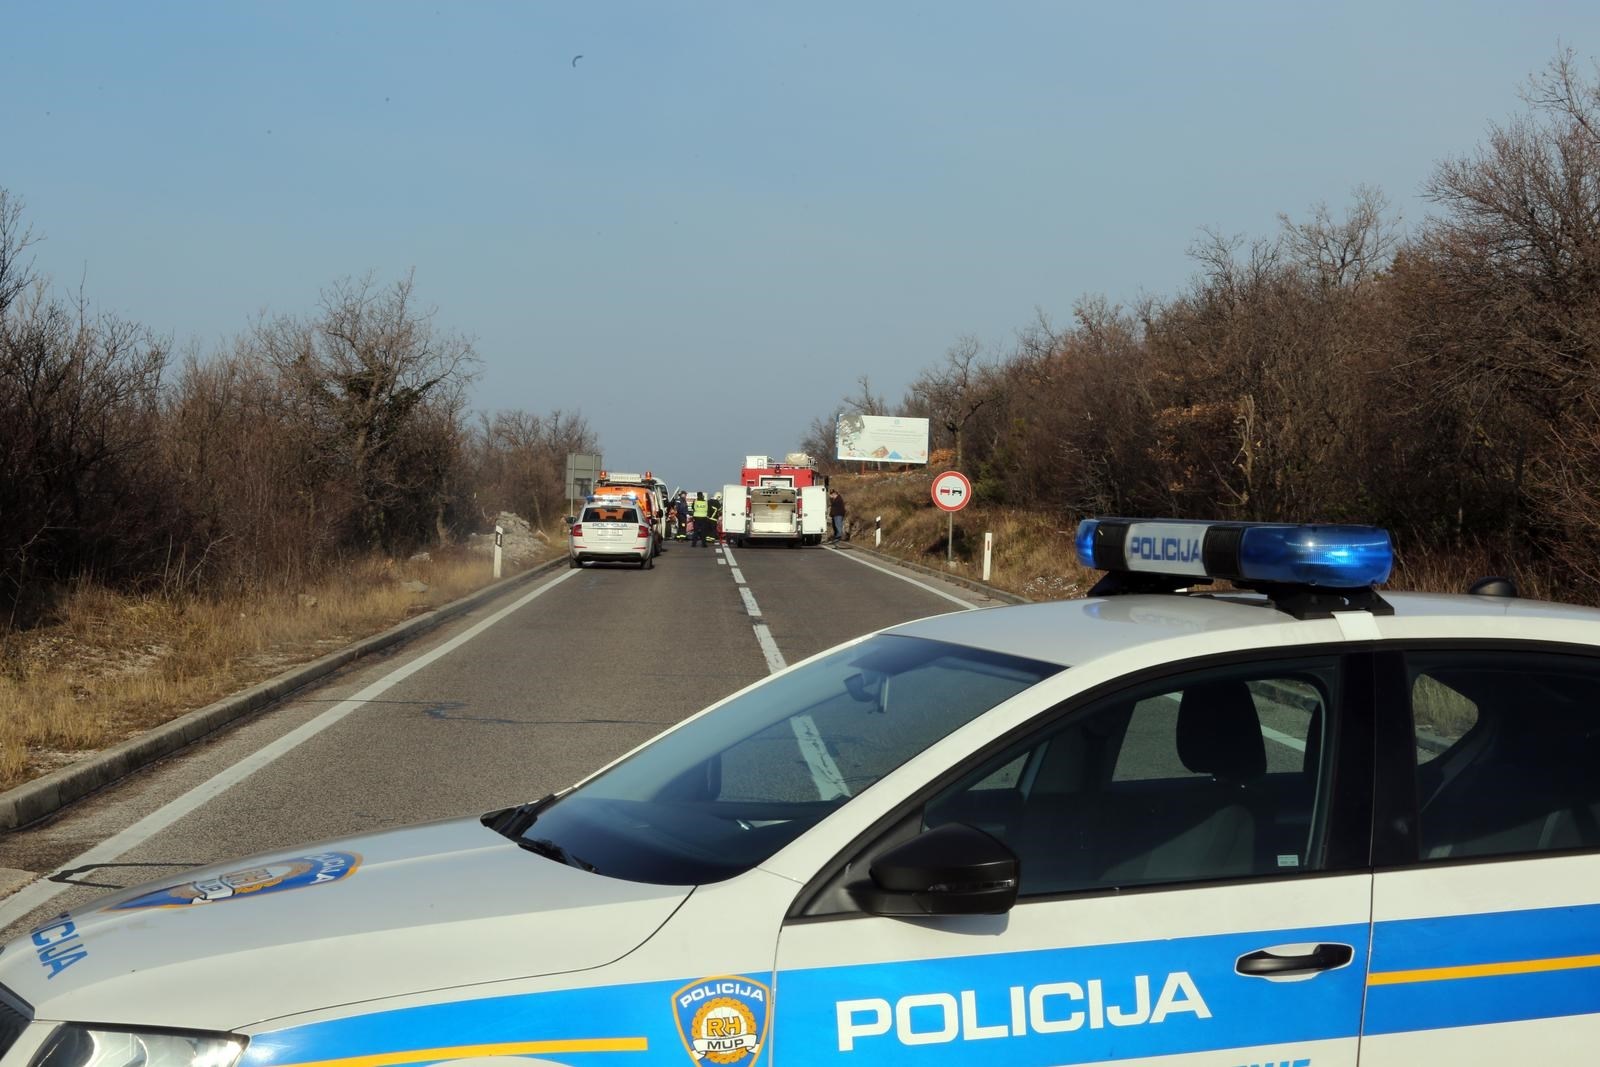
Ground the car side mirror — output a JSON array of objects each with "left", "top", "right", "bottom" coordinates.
[
  {"left": 849, "top": 823, "right": 1019, "bottom": 916},
  {"left": 564, "top": 515, "right": 576, "bottom": 526}
]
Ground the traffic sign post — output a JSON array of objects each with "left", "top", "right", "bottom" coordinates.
[{"left": 931, "top": 471, "right": 972, "bottom": 565}]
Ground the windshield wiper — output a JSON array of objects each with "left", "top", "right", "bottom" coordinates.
[
  {"left": 519, "top": 836, "right": 599, "bottom": 874},
  {"left": 483, "top": 794, "right": 555, "bottom": 837}
]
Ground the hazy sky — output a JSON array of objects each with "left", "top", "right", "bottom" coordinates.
[{"left": 6, "top": 2, "right": 1597, "bottom": 492}]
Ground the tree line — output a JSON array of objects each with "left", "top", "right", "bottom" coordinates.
[
  {"left": 805, "top": 53, "right": 1600, "bottom": 590},
  {"left": 0, "top": 195, "right": 596, "bottom": 624}
]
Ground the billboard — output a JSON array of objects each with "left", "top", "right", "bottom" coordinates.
[{"left": 835, "top": 414, "right": 930, "bottom": 464}]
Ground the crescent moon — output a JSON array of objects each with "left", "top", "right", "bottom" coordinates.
[{"left": 572, "top": 54, "right": 583, "bottom": 67}]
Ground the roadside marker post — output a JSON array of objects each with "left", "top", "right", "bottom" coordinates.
[
  {"left": 875, "top": 516, "right": 882, "bottom": 548},
  {"left": 493, "top": 525, "right": 504, "bottom": 580},
  {"left": 983, "top": 531, "right": 993, "bottom": 581}
]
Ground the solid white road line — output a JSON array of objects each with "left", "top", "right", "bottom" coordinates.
[
  {"left": 1261, "top": 724, "right": 1308, "bottom": 753},
  {"left": 1152, "top": 693, "right": 1309, "bottom": 755},
  {"left": 830, "top": 548, "right": 980, "bottom": 610},
  {"left": 0, "top": 569, "right": 581, "bottom": 930}
]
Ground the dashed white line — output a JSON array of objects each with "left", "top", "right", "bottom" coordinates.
[
  {"left": 790, "top": 714, "right": 848, "bottom": 798},
  {"left": 0, "top": 568, "right": 581, "bottom": 931},
  {"left": 752, "top": 623, "right": 786, "bottom": 673},
  {"left": 721, "top": 544, "right": 787, "bottom": 673}
]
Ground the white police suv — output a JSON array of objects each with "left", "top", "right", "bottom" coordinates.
[{"left": 2, "top": 518, "right": 1597, "bottom": 1067}]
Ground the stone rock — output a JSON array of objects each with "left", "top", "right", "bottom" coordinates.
[
  {"left": 467, "top": 511, "right": 545, "bottom": 564},
  {"left": 400, "top": 580, "right": 429, "bottom": 594},
  {"left": 296, "top": 593, "right": 319, "bottom": 609},
  {"left": 408, "top": 551, "right": 432, "bottom": 563}
]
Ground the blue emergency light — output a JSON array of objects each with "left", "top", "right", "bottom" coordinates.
[{"left": 1075, "top": 518, "right": 1393, "bottom": 589}]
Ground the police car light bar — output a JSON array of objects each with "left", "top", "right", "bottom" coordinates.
[{"left": 1076, "top": 519, "right": 1393, "bottom": 590}]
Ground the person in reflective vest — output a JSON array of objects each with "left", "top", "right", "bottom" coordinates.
[
  {"left": 708, "top": 493, "right": 723, "bottom": 545},
  {"left": 691, "top": 492, "right": 710, "bottom": 547}
]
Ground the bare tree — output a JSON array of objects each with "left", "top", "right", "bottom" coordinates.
[
  {"left": 254, "top": 272, "right": 478, "bottom": 549},
  {"left": 1387, "top": 49, "right": 1600, "bottom": 554},
  {"left": 910, "top": 336, "right": 998, "bottom": 466},
  {"left": 1, "top": 281, "right": 174, "bottom": 619},
  {"left": 467, "top": 408, "right": 599, "bottom": 528},
  {"left": 799, "top": 409, "right": 843, "bottom": 472},
  {"left": 0, "top": 189, "right": 39, "bottom": 317},
  {"left": 1279, "top": 185, "right": 1401, "bottom": 290},
  {"left": 843, "top": 374, "right": 889, "bottom": 416}
]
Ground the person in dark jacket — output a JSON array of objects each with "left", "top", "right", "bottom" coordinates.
[{"left": 828, "top": 489, "right": 846, "bottom": 544}]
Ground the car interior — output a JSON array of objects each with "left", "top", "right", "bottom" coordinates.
[{"left": 923, "top": 669, "right": 1332, "bottom": 896}]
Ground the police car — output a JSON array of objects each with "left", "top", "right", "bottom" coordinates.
[
  {"left": 568, "top": 499, "right": 654, "bottom": 569},
  {"left": 2, "top": 517, "right": 1598, "bottom": 1067}
]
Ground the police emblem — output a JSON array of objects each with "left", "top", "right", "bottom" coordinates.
[
  {"left": 672, "top": 975, "right": 771, "bottom": 1065},
  {"left": 107, "top": 851, "right": 361, "bottom": 910}
]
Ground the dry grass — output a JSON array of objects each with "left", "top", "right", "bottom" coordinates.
[
  {"left": 0, "top": 541, "right": 557, "bottom": 792},
  {"left": 835, "top": 471, "right": 1098, "bottom": 600}
]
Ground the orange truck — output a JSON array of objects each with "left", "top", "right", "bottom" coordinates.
[{"left": 593, "top": 471, "right": 668, "bottom": 552}]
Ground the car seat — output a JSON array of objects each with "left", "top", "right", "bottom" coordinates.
[{"left": 1103, "top": 680, "right": 1267, "bottom": 883}]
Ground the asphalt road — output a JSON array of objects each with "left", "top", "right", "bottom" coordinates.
[{"left": 0, "top": 541, "right": 1000, "bottom": 940}]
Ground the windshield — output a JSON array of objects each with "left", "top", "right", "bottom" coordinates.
[
  {"left": 581, "top": 506, "right": 639, "bottom": 523},
  {"left": 506, "top": 634, "right": 1061, "bottom": 884}
]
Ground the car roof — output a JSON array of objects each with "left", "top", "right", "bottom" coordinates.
[{"left": 886, "top": 590, "right": 1600, "bottom": 669}]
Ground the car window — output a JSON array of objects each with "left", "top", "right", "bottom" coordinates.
[
  {"left": 1112, "top": 679, "right": 1321, "bottom": 782},
  {"left": 1410, "top": 652, "right": 1600, "bottom": 861},
  {"left": 581, "top": 506, "right": 637, "bottom": 522},
  {"left": 924, "top": 659, "right": 1337, "bottom": 896},
  {"left": 513, "top": 635, "right": 1062, "bottom": 885},
  {"left": 1412, "top": 671, "right": 1479, "bottom": 764}
]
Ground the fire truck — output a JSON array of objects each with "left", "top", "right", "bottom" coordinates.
[{"left": 721, "top": 453, "right": 828, "bottom": 548}]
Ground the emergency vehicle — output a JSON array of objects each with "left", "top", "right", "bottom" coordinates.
[
  {"left": 3, "top": 517, "right": 1599, "bottom": 1067},
  {"left": 593, "top": 473, "right": 667, "bottom": 554},
  {"left": 567, "top": 500, "right": 654, "bottom": 569},
  {"left": 720, "top": 454, "right": 827, "bottom": 547}
]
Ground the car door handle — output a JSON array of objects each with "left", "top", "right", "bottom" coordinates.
[{"left": 1235, "top": 942, "right": 1354, "bottom": 978}]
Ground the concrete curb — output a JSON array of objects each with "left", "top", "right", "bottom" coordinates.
[
  {"left": 0, "top": 556, "right": 568, "bottom": 831},
  {"left": 835, "top": 542, "right": 1033, "bottom": 606}
]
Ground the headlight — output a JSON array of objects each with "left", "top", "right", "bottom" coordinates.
[{"left": 32, "top": 1026, "right": 245, "bottom": 1067}]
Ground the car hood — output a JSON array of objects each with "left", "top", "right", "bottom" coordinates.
[{"left": 0, "top": 817, "right": 690, "bottom": 1030}]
